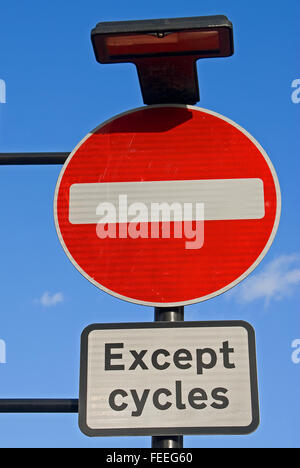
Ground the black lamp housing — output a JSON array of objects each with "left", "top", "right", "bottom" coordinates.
[{"left": 91, "top": 15, "right": 234, "bottom": 105}]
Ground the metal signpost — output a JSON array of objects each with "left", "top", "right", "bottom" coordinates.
[{"left": 0, "top": 15, "right": 281, "bottom": 452}]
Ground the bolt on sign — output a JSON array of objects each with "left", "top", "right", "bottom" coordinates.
[
  {"left": 54, "top": 105, "right": 281, "bottom": 307},
  {"left": 78, "top": 321, "right": 259, "bottom": 436}
]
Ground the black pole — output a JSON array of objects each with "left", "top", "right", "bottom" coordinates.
[
  {"left": 0, "top": 399, "right": 78, "bottom": 413},
  {"left": 0, "top": 153, "right": 69, "bottom": 165},
  {"left": 152, "top": 306, "right": 184, "bottom": 449},
  {"left": 154, "top": 306, "right": 184, "bottom": 323}
]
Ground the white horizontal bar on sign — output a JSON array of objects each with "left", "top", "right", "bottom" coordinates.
[{"left": 68, "top": 178, "right": 265, "bottom": 224}]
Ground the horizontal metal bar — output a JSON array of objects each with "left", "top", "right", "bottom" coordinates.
[
  {"left": 0, "top": 153, "right": 70, "bottom": 165},
  {"left": 0, "top": 399, "right": 78, "bottom": 413}
]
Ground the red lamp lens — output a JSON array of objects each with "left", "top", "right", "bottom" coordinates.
[{"left": 98, "top": 30, "right": 221, "bottom": 60}]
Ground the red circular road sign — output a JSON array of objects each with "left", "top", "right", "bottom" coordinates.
[{"left": 54, "top": 105, "right": 281, "bottom": 307}]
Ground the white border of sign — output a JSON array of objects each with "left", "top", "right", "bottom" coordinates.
[{"left": 54, "top": 105, "right": 281, "bottom": 307}]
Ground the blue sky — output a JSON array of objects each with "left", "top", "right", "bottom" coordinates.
[{"left": 0, "top": 0, "right": 299, "bottom": 448}]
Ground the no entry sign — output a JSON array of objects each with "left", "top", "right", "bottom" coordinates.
[
  {"left": 79, "top": 321, "right": 259, "bottom": 437},
  {"left": 54, "top": 105, "right": 281, "bottom": 306}
]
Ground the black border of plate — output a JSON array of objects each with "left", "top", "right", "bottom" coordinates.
[{"left": 79, "top": 321, "right": 259, "bottom": 437}]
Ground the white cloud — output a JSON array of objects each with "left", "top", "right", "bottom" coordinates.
[
  {"left": 35, "top": 291, "right": 64, "bottom": 307},
  {"left": 228, "top": 254, "right": 300, "bottom": 306}
]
